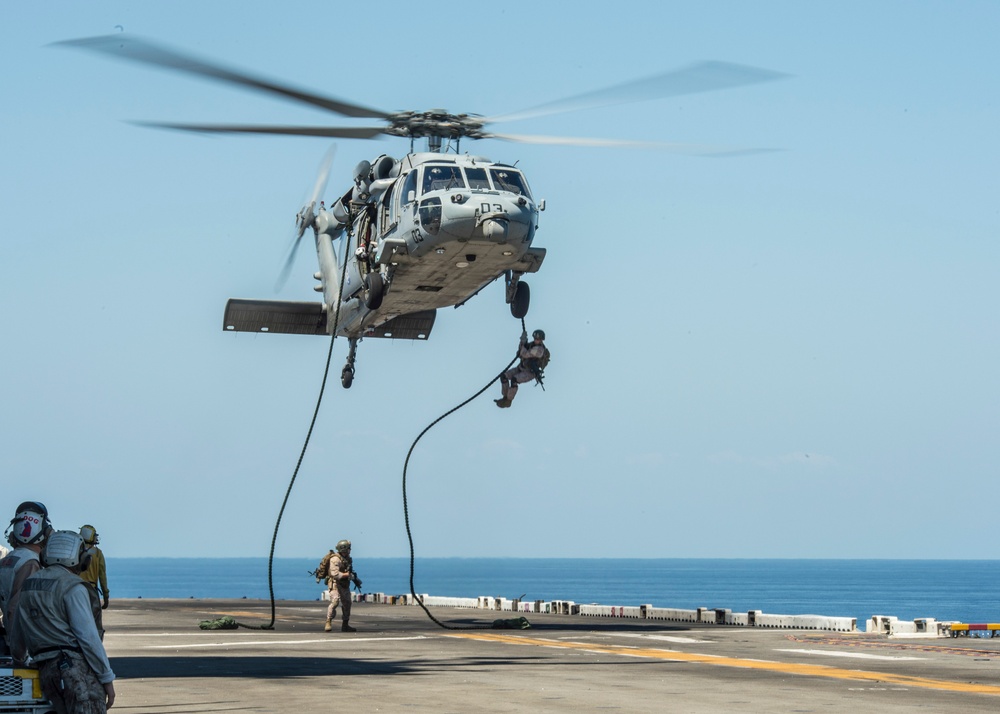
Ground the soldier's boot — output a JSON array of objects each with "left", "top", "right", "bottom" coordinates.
[
  {"left": 495, "top": 380, "right": 517, "bottom": 407},
  {"left": 324, "top": 619, "right": 333, "bottom": 632},
  {"left": 341, "top": 621, "right": 357, "bottom": 633}
]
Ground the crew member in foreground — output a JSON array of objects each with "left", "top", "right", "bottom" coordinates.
[
  {"left": 1, "top": 500, "right": 53, "bottom": 664},
  {"left": 324, "top": 539, "right": 360, "bottom": 633},
  {"left": 15, "top": 530, "right": 116, "bottom": 713}
]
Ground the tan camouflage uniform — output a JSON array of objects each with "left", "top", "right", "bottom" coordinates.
[
  {"left": 38, "top": 651, "right": 108, "bottom": 714},
  {"left": 326, "top": 551, "right": 352, "bottom": 626}
]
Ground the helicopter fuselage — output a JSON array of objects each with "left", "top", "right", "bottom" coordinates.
[{"left": 315, "top": 151, "right": 545, "bottom": 338}]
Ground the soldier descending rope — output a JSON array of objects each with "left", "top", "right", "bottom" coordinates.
[{"left": 495, "top": 329, "right": 549, "bottom": 408}]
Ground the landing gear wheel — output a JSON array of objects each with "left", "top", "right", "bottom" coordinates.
[
  {"left": 510, "top": 281, "right": 530, "bottom": 319},
  {"left": 363, "top": 272, "right": 384, "bottom": 310},
  {"left": 341, "top": 337, "right": 358, "bottom": 389}
]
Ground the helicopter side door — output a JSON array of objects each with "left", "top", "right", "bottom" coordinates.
[{"left": 341, "top": 207, "right": 373, "bottom": 302}]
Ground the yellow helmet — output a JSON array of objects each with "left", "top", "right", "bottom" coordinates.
[{"left": 80, "top": 524, "right": 99, "bottom": 546}]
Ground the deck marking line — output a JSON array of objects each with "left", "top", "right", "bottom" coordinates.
[
  {"left": 143, "top": 635, "right": 429, "bottom": 649},
  {"left": 615, "top": 634, "right": 709, "bottom": 644},
  {"left": 775, "top": 648, "right": 923, "bottom": 661},
  {"left": 449, "top": 632, "right": 1000, "bottom": 696}
]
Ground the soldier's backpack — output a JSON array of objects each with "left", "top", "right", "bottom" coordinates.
[{"left": 316, "top": 550, "right": 334, "bottom": 579}]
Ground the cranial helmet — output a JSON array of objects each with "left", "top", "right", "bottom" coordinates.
[
  {"left": 7, "top": 501, "right": 52, "bottom": 546},
  {"left": 336, "top": 539, "right": 352, "bottom": 554},
  {"left": 80, "top": 525, "right": 99, "bottom": 546},
  {"left": 532, "top": 329, "right": 545, "bottom": 341},
  {"left": 43, "top": 530, "right": 89, "bottom": 569}
]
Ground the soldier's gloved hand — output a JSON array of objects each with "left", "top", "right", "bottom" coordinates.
[
  {"left": 102, "top": 596, "right": 110, "bottom": 610},
  {"left": 520, "top": 329, "right": 528, "bottom": 343}
]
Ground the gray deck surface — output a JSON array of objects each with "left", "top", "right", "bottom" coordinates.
[{"left": 103, "top": 599, "right": 1000, "bottom": 713}]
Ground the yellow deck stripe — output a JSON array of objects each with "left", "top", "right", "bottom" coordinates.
[
  {"left": 450, "top": 632, "right": 1000, "bottom": 696},
  {"left": 949, "top": 623, "right": 1000, "bottom": 631}
]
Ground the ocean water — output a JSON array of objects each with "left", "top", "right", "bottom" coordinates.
[{"left": 107, "top": 558, "right": 1000, "bottom": 625}]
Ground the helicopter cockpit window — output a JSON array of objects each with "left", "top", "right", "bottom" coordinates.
[
  {"left": 489, "top": 168, "right": 530, "bottom": 197},
  {"left": 464, "top": 167, "right": 491, "bottom": 190},
  {"left": 419, "top": 198, "right": 442, "bottom": 236},
  {"left": 422, "top": 165, "right": 466, "bottom": 193},
  {"left": 400, "top": 171, "right": 418, "bottom": 205}
]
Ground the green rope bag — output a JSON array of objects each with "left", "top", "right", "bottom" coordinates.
[{"left": 199, "top": 616, "right": 239, "bottom": 630}]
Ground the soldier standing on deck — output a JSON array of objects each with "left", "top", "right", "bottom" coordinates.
[{"left": 324, "top": 539, "right": 360, "bottom": 633}]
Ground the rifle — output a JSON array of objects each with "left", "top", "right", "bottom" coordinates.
[{"left": 351, "top": 572, "right": 363, "bottom": 591}]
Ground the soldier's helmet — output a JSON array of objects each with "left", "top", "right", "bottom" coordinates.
[
  {"left": 80, "top": 524, "right": 99, "bottom": 546},
  {"left": 43, "top": 530, "right": 88, "bottom": 568},
  {"left": 8, "top": 501, "right": 52, "bottom": 546}
]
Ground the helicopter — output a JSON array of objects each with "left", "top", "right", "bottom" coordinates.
[{"left": 57, "top": 35, "right": 785, "bottom": 388}]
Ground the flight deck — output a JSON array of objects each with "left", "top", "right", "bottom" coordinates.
[{"left": 77, "top": 598, "right": 1000, "bottom": 713}]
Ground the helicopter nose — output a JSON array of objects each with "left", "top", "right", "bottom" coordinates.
[{"left": 441, "top": 195, "right": 531, "bottom": 242}]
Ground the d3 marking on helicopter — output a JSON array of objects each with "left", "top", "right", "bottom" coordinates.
[{"left": 57, "top": 35, "right": 785, "bottom": 388}]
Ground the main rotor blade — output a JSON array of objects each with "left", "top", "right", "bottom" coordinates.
[
  {"left": 131, "top": 121, "right": 387, "bottom": 139},
  {"left": 487, "top": 132, "right": 778, "bottom": 156},
  {"left": 488, "top": 61, "right": 788, "bottom": 124},
  {"left": 53, "top": 35, "right": 390, "bottom": 120}
]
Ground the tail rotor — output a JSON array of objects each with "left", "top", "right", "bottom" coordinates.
[{"left": 275, "top": 144, "right": 337, "bottom": 292}]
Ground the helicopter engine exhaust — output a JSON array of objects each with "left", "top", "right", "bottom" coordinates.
[
  {"left": 351, "top": 155, "right": 399, "bottom": 202},
  {"left": 371, "top": 154, "right": 397, "bottom": 180}
]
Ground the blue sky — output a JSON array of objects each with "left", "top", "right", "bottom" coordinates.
[{"left": 2, "top": 1, "right": 997, "bottom": 559}]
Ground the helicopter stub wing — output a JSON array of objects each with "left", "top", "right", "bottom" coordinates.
[
  {"left": 223, "top": 299, "right": 327, "bottom": 336},
  {"left": 364, "top": 310, "right": 436, "bottom": 340},
  {"left": 223, "top": 299, "right": 436, "bottom": 340}
]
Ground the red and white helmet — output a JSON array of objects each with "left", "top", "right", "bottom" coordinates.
[{"left": 7, "top": 501, "right": 52, "bottom": 546}]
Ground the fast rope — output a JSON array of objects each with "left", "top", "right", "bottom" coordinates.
[
  {"left": 203, "top": 229, "right": 352, "bottom": 632},
  {"left": 401, "top": 317, "right": 531, "bottom": 631}
]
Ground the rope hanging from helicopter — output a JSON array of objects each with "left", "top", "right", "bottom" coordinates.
[
  {"left": 209, "top": 226, "right": 529, "bottom": 632},
  {"left": 401, "top": 317, "right": 532, "bottom": 631},
  {"left": 208, "top": 218, "right": 356, "bottom": 631}
]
